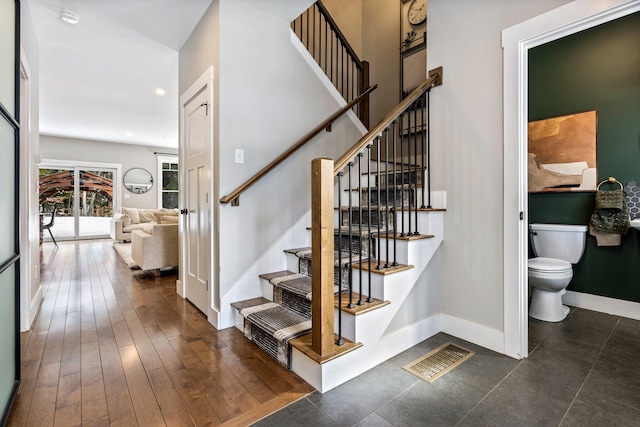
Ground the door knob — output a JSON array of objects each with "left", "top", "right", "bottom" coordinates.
[{"left": 180, "top": 208, "right": 188, "bottom": 215}]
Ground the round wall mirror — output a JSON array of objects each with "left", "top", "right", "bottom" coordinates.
[{"left": 123, "top": 168, "right": 153, "bottom": 194}]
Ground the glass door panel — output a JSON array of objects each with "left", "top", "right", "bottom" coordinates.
[
  {"left": 0, "top": 119, "right": 15, "bottom": 261},
  {"left": 0, "top": 265, "right": 16, "bottom": 414},
  {"left": 0, "top": 0, "right": 15, "bottom": 117},
  {"left": 79, "top": 169, "right": 114, "bottom": 237},
  {"left": 39, "top": 167, "right": 75, "bottom": 240}
]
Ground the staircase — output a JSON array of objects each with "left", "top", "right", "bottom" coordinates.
[{"left": 231, "top": 164, "right": 445, "bottom": 392}]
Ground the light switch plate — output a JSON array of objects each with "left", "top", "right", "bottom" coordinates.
[{"left": 235, "top": 149, "right": 244, "bottom": 164}]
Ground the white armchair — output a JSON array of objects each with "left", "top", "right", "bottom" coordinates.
[{"left": 131, "top": 223, "right": 179, "bottom": 275}]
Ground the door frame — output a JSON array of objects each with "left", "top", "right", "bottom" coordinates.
[
  {"left": 179, "top": 67, "right": 219, "bottom": 327},
  {"left": 39, "top": 159, "right": 121, "bottom": 240},
  {"left": 502, "top": 0, "right": 640, "bottom": 359}
]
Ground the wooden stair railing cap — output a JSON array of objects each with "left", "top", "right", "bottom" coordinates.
[{"left": 220, "top": 84, "right": 377, "bottom": 206}]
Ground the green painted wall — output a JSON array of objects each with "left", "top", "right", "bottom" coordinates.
[{"left": 528, "top": 11, "right": 640, "bottom": 303}]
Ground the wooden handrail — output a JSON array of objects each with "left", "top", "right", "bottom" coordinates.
[
  {"left": 220, "top": 84, "right": 378, "bottom": 206},
  {"left": 334, "top": 67, "right": 443, "bottom": 174},
  {"left": 315, "top": 1, "right": 364, "bottom": 70}
]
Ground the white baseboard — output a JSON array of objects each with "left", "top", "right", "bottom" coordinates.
[
  {"left": 564, "top": 290, "right": 640, "bottom": 320},
  {"left": 25, "top": 285, "right": 43, "bottom": 331},
  {"left": 440, "top": 313, "right": 505, "bottom": 354}
]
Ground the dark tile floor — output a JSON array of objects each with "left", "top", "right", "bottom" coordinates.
[{"left": 253, "top": 307, "right": 640, "bottom": 426}]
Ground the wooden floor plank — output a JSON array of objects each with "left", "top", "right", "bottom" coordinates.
[
  {"left": 117, "top": 345, "right": 165, "bottom": 426},
  {"left": 147, "top": 367, "right": 194, "bottom": 427},
  {"left": 8, "top": 240, "right": 313, "bottom": 426}
]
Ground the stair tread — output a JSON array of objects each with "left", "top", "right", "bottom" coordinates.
[
  {"left": 352, "top": 260, "right": 414, "bottom": 275},
  {"left": 284, "top": 247, "right": 370, "bottom": 264},
  {"left": 347, "top": 184, "right": 422, "bottom": 191},
  {"left": 335, "top": 294, "right": 390, "bottom": 315},
  {"left": 290, "top": 333, "right": 362, "bottom": 364},
  {"left": 259, "top": 270, "right": 299, "bottom": 281},
  {"left": 373, "top": 232, "right": 435, "bottom": 241},
  {"left": 231, "top": 297, "right": 271, "bottom": 312}
]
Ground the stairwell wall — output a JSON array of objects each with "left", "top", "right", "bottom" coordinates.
[
  {"left": 179, "top": 0, "right": 369, "bottom": 328},
  {"left": 427, "top": 0, "right": 572, "bottom": 348}
]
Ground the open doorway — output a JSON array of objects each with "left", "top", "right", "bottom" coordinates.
[{"left": 502, "top": 0, "right": 640, "bottom": 359}]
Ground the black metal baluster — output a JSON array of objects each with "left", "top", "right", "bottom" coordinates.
[
  {"left": 336, "top": 171, "right": 344, "bottom": 346},
  {"left": 413, "top": 100, "right": 419, "bottom": 235},
  {"left": 407, "top": 108, "right": 413, "bottom": 236},
  {"left": 306, "top": 9, "right": 309, "bottom": 50},
  {"left": 384, "top": 127, "right": 390, "bottom": 269},
  {"left": 366, "top": 144, "right": 374, "bottom": 302},
  {"left": 376, "top": 136, "right": 382, "bottom": 270},
  {"left": 347, "top": 162, "right": 355, "bottom": 309},
  {"left": 392, "top": 120, "right": 399, "bottom": 266},
  {"left": 324, "top": 18, "right": 328, "bottom": 76},
  {"left": 400, "top": 113, "right": 405, "bottom": 237},
  {"left": 357, "top": 153, "right": 365, "bottom": 306},
  {"left": 426, "top": 89, "right": 432, "bottom": 209}
]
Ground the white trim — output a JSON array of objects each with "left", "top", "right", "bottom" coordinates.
[
  {"left": 156, "top": 154, "right": 179, "bottom": 209},
  {"left": 564, "top": 291, "right": 640, "bottom": 321},
  {"left": 19, "top": 47, "right": 37, "bottom": 331},
  {"left": 440, "top": 314, "right": 505, "bottom": 354},
  {"left": 501, "top": 0, "right": 640, "bottom": 360}
]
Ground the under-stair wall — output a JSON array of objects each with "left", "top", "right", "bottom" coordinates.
[{"left": 179, "top": 0, "right": 371, "bottom": 328}]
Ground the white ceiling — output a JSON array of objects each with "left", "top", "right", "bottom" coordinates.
[{"left": 27, "top": 0, "right": 214, "bottom": 149}]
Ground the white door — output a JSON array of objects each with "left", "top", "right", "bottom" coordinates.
[{"left": 183, "top": 88, "right": 210, "bottom": 314}]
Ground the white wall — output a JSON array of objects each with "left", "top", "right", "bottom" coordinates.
[
  {"left": 427, "top": 0, "right": 572, "bottom": 332},
  {"left": 39, "top": 135, "right": 177, "bottom": 209},
  {"left": 179, "top": 0, "right": 369, "bottom": 327},
  {"left": 21, "top": 0, "right": 41, "bottom": 331}
]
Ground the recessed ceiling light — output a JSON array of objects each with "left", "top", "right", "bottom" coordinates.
[
  {"left": 155, "top": 88, "right": 166, "bottom": 96},
  {"left": 125, "top": 132, "right": 132, "bottom": 136},
  {"left": 60, "top": 9, "right": 80, "bottom": 24}
]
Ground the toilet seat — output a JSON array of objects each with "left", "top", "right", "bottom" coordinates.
[{"left": 528, "top": 257, "right": 572, "bottom": 274}]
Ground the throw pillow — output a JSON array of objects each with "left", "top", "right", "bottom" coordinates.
[
  {"left": 138, "top": 209, "right": 157, "bottom": 223},
  {"left": 120, "top": 214, "right": 132, "bottom": 227},
  {"left": 122, "top": 207, "right": 140, "bottom": 224},
  {"left": 142, "top": 224, "right": 154, "bottom": 234},
  {"left": 160, "top": 215, "right": 178, "bottom": 224},
  {"left": 153, "top": 212, "right": 165, "bottom": 224}
]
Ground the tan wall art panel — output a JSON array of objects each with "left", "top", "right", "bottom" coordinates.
[{"left": 528, "top": 110, "right": 597, "bottom": 192}]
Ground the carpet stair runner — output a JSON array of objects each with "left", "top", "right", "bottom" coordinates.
[{"left": 233, "top": 167, "right": 428, "bottom": 369}]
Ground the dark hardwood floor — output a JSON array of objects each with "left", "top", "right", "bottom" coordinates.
[{"left": 8, "top": 240, "right": 313, "bottom": 426}]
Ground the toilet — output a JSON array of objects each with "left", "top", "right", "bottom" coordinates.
[{"left": 528, "top": 223, "right": 587, "bottom": 322}]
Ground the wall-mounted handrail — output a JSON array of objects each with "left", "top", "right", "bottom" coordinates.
[
  {"left": 220, "top": 84, "right": 378, "bottom": 206},
  {"left": 334, "top": 67, "right": 443, "bottom": 174}
]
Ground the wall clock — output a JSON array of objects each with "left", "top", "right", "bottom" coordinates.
[{"left": 407, "top": 0, "right": 426, "bottom": 25}]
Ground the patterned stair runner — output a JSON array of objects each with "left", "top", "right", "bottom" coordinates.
[{"left": 240, "top": 302, "right": 311, "bottom": 369}]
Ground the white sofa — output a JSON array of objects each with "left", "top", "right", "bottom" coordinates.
[
  {"left": 110, "top": 207, "right": 178, "bottom": 242},
  {"left": 131, "top": 223, "right": 179, "bottom": 275}
]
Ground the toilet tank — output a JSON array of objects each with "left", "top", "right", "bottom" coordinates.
[{"left": 529, "top": 223, "right": 588, "bottom": 264}]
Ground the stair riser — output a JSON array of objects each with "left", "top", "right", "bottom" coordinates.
[
  {"left": 339, "top": 208, "right": 394, "bottom": 230},
  {"left": 362, "top": 187, "right": 415, "bottom": 208},
  {"left": 376, "top": 169, "right": 423, "bottom": 188},
  {"left": 298, "top": 258, "right": 354, "bottom": 288},
  {"left": 335, "top": 233, "right": 374, "bottom": 258}
]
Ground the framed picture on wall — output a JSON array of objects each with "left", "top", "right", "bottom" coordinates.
[{"left": 401, "top": 46, "right": 426, "bottom": 98}]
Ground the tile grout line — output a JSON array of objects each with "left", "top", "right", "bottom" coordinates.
[
  {"left": 453, "top": 355, "right": 527, "bottom": 427},
  {"left": 557, "top": 315, "right": 621, "bottom": 426}
]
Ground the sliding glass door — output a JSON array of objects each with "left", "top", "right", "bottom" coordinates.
[
  {"left": 0, "top": 0, "right": 20, "bottom": 423},
  {"left": 39, "top": 165, "right": 116, "bottom": 241}
]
